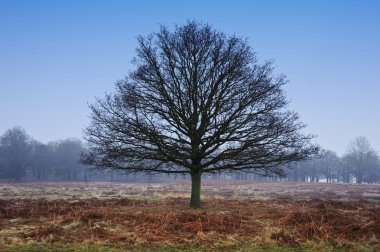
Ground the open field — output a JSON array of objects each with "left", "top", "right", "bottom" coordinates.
[{"left": 0, "top": 181, "right": 379, "bottom": 251}]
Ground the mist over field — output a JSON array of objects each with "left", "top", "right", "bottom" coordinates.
[{"left": 1, "top": 1, "right": 380, "bottom": 251}]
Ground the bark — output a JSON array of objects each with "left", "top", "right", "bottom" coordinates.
[{"left": 190, "top": 171, "right": 202, "bottom": 208}]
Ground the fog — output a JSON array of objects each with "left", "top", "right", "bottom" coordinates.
[{"left": 0, "top": 126, "right": 379, "bottom": 184}]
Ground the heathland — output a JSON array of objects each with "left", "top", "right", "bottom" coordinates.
[{"left": 0, "top": 181, "right": 379, "bottom": 251}]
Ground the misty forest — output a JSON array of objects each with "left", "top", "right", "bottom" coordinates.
[
  {"left": 1, "top": 126, "right": 379, "bottom": 185},
  {"left": 1, "top": 5, "right": 380, "bottom": 252}
]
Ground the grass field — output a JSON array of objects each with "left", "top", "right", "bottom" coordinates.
[{"left": 0, "top": 181, "right": 379, "bottom": 251}]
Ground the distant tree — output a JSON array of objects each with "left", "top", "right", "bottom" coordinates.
[
  {"left": 0, "top": 127, "right": 32, "bottom": 181},
  {"left": 82, "top": 21, "right": 317, "bottom": 208},
  {"left": 287, "top": 160, "right": 311, "bottom": 182},
  {"left": 340, "top": 155, "right": 353, "bottom": 183},
  {"left": 287, "top": 149, "right": 339, "bottom": 183},
  {"left": 319, "top": 150, "right": 340, "bottom": 183},
  {"left": 308, "top": 158, "right": 321, "bottom": 182},
  {"left": 0, "top": 143, "right": 8, "bottom": 178},
  {"left": 362, "top": 152, "right": 380, "bottom": 184},
  {"left": 345, "top": 136, "right": 379, "bottom": 184},
  {"left": 30, "top": 141, "right": 53, "bottom": 180},
  {"left": 51, "top": 139, "right": 85, "bottom": 181}
]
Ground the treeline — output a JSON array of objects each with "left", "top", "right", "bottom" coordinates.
[
  {"left": 0, "top": 127, "right": 171, "bottom": 182},
  {"left": 0, "top": 127, "right": 89, "bottom": 181},
  {"left": 230, "top": 136, "right": 380, "bottom": 184},
  {"left": 285, "top": 137, "right": 380, "bottom": 184},
  {"left": 1, "top": 127, "right": 379, "bottom": 184}
]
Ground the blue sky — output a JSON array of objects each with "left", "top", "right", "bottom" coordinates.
[{"left": 0, "top": 0, "right": 379, "bottom": 155}]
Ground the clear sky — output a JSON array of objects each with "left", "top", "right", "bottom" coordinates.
[{"left": 0, "top": 0, "right": 379, "bottom": 156}]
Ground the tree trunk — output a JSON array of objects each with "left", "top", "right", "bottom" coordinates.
[{"left": 190, "top": 171, "right": 202, "bottom": 208}]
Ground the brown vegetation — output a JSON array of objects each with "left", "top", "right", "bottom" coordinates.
[{"left": 0, "top": 194, "right": 379, "bottom": 249}]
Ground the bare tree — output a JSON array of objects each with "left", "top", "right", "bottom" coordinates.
[
  {"left": 319, "top": 150, "right": 340, "bottom": 183},
  {"left": 345, "top": 136, "right": 380, "bottom": 184},
  {"left": 51, "top": 139, "right": 85, "bottom": 181},
  {"left": 82, "top": 21, "right": 317, "bottom": 208},
  {"left": 0, "top": 127, "right": 32, "bottom": 181},
  {"left": 30, "top": 140, "right": 53, "bottom": 180}
]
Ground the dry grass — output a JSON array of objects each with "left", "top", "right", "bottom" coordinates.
[
  {"left": 1, "top": 180, "right": 379, "bottom": 202},
  {"left": 0, "top": 181, "right": 379, "bottom": 251}
]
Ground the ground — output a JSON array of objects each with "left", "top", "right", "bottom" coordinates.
[{"left": 0, "top": 180, "right": 379, "bottom": 251}]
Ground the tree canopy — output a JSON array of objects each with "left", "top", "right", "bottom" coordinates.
[
  {"left": 0, "top": 127, "right": 31, "bottom": 181},
  {"left": 82, "top": 21, "right": 317, "bottom": 208}
]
